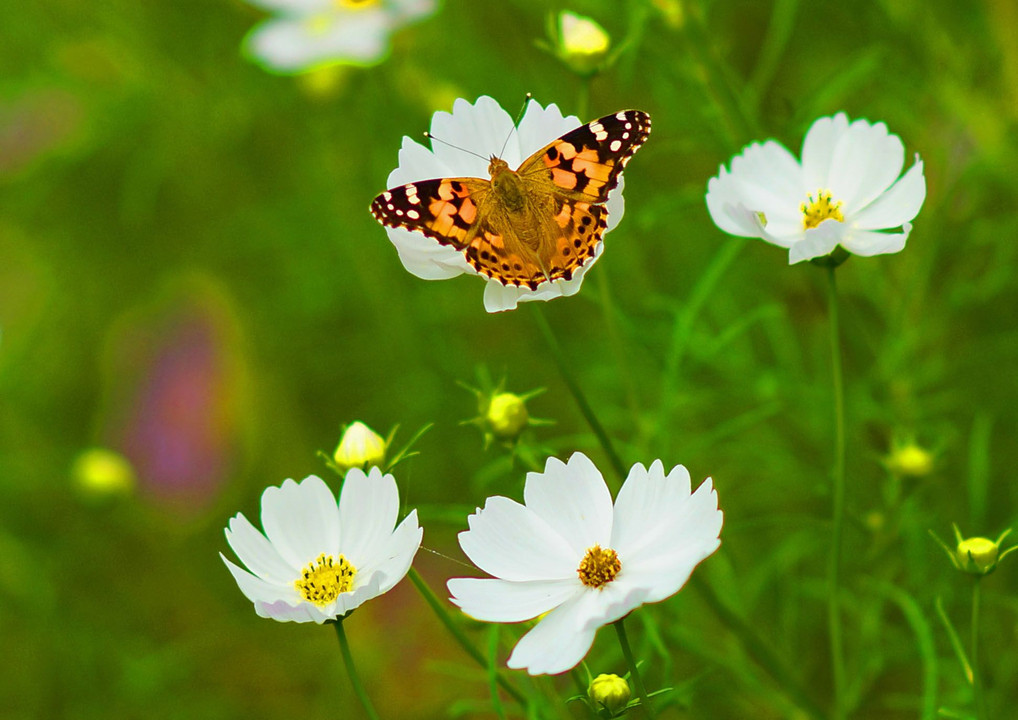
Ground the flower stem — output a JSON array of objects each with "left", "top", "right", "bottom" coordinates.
[
  {"left": 531, "top": 304, "right": 628, "bottom": 484},
  {"left": 407, "top": 568, "right": 528, "bottom": 706},
  {"left": 333, "top": 620, "right": 381, "bottom": 720},
  {"left": 971, "top": 579, "right": 988, "bottom": 720},
  {"left": 614, "top": 617, "right": 655, "bottom": 718},
  {"left": 825, "top": 264, "right": 847, "bottom": 720}
]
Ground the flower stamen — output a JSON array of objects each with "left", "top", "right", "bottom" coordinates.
[
  {"left": 295, "top": 552, "right": 357, "bottom": 605},
  {"left": 577, "top": 544, "right": 621, "bottom": 588},
  {"left": 801, "top": 190, "right": 845, "bottom": 230}
]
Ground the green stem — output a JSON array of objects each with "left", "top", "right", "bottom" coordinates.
[
  {"left": 333, "top": 620, "right": 381, "bottom": 720},
  {"left": 825, "top": 265, "right": 847, "bottom": 720},
  {"left": 407, "top": 568, "right": 527, "bottom": 706},
  {"left": 972, "top": 579, "right": 987, "bottom": 720},
  {"left": 531, "top": 305, "right": 628, "bottom": 484},
  {"left": 614, "top": 617, "right": 655, "bottom": 718},
  {"left": 934, "top": 596, "right": 973, "bottom": 685}
]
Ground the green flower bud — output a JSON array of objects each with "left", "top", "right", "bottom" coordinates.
[
  {"left": 332, "top": 421, "right": 387, "bottom": 472},
  {"left": 486, "top": 392, "right": 529, "bottom": 440},
  {"left": 588, "top": 673, "right": 631, "bottom": 715},
  {"left": 932, "top": 524, "right": 1017, "bottom": 576}
]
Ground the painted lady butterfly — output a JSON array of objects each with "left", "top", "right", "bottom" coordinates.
[{"left": 370, "top": 110, "right": 651, "bottom": 290}]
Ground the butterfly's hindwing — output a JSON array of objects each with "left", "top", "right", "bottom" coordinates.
[{"left": 520, "top": 110, "right": 652, "bottom": 204}]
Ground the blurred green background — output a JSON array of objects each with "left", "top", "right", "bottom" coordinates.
[{"left": 3, "top": 0, "right": 1018, "bottom": 718}]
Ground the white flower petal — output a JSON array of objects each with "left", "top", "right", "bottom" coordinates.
[
  {"left": 458, "top": 496, "right": 578, "bottom": 581},
  {"left": 801, "top": 112, "right": 849, "bottom": 190},
  {"left": 506, "top": 594, "right": 600, "bottom": 675},
  {"left": 611, "top": 460, "right": 691, "bottom": 559},
  {"left": 447, "top": 577, "right": 580, "bottom": 622},
  {"left": 524, "top": 453, "right": 613, "bottom": 554},
  {"left": 852, "top": 158, "right": 926, "bottom": 230},
  {"left": 333, "top": 571, "right": 385, "bottom": 616},
  {"left": 221, "top": 554, "right": 297, "bottom": 605},
  {"left": 429, "top": 96, "right": 515, "bottom": 176},
  {"left": 706, "top": 140, "right": 804, "bottom": 239},
  {"left": 246, "top": 0, "right": 331, "bottom": 14},
  {"left": 515, "top": 100, "right": 577, "bottom": 164},
  {"left": 388, "top": 0, "right": 436, "bottom": 21},
  {"left": 841, "top": 226, "right": 910, "bottom": 257},
  {"left": 225, "top": 512, "right": 298, "bottom": 583},
  {"left": 789, "top": 218, "right": 846, "bottom": 264},
  {"left": 365, "top": 509, "right": 423, "bottom": 594},
  {"left": 388, "top": 136, "right": 454, "bottom": 186},
  {"left": 338, "top": 466, "right": 399, "bottom": 568},
  {"left": 260, "top": 476, "right": 340, "bottom": 568},
  {"left": 828, "top": 118, "right": 903, "bottom": 210},
  {"left": 254, "top": 598, "right": 322, "bottom": 623}
]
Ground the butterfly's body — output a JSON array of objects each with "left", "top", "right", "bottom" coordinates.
[{"left": 372, "top": 110, "right": 651, "bottom": 291}]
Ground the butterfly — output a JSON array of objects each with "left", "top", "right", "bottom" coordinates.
[{"left": 370, "top": 110, "right": 651, "bottom": 290}]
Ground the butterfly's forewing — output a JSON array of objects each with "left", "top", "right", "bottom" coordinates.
[
  {"left": 518, "top": 110, "right": 652, "bottom": 204},
  {"left": 370, "top": 177, "right": 489, "bottom": 249}
]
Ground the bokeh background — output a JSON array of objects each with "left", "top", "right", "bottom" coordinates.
[{"left": 3, "top": 0, "right": 1018, "bottom": 718}]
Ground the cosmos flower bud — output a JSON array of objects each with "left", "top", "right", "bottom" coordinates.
[
  {"left": 932, "top": 524, "right": 1016, "bottom": 576},
  {"left": 588, "top": 673, "right": 631, "bottom": 715},
  {"left": 72, "top": 447, "right": 135, "bottom": 500},
  {"left": 555, "top": 11, "right": 611, "bottom": 76},
  {"left": 884, "top": 441, "right": 934, "bottom": 479},
  {"left": 332, "top": 421, "right": 387, "bottom": 473},
  {"left": 486, "top": 392, "right": 530, "bottom": 440}
]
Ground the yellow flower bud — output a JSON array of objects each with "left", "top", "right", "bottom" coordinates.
[
  {"left": 486, "top": 392, "right": 529, "bottom": 440},
  {"left": 556, "top": 11, "right": 611, "bottom": 76},
  {"left": 933, "top": 524, "right": 1016, "bottom": 576},
  {"left": 588, "top": 673, "right": 631, "bottom": 715},
  {"left": 72, "top": 447, "right": 135, "bottom": 499},
  {"left": 956, "top": 537, "right": 1001, "bottom": 575},
  {"left": 885, "top": 442, "right": 934, "bottom": 478},
  {"left": 332, "top": 421, "right": 387, "bottom": 472}
]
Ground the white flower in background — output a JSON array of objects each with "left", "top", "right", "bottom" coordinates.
[
  {"left": 706, "top": 113, "right": 926, "bottom": 264},
  {"left": 243, "top": 0, "right": 435, "bottom": 74},
  {"left": 447, "top": 452, "right": 723, "bottom": 675},
  {"left": 222, "top": 470, "right": 422, "bottom": 622},
  {"left": 381, "top": 96, "right": 629, "bottom": 313}
]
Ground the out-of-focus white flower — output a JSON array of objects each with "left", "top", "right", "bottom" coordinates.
[
  {"left": 447, "top": 452, "right": 723, "bottom": 675},
  {"left": 706, "top": 113, "right": 926, "bottom": 264},
  {"left": 243, "top": 0, "right": 435, "bottom": 74},
  {"left": 222, "top": 471, "right": 421, "bottom": 622},
  {"left": 379, "top": 96, "right": 630, "bottom": 313}
]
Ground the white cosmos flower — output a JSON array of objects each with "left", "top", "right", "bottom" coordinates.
[
  {"left": 382, "top": 96, "right": 628, "bottom": 313},
  {"left": 243, "top": 0, "right": 435, "bottom": 74},
  {"left": 221, "top": 470, "right": 422, "bottom": 623},
  {"left": 447, "top": 452, "right": 723, "bottom": 675},
  {"left": 706, "top": 112, "right": 926, "bottom": 264}
]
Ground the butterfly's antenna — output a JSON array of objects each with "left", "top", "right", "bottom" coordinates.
[
  {"left": 497, "top": 92, "right": 534, "bottom": 159},
  {"left": 422, "top": 132, "right": 488, "bottom": 162}
]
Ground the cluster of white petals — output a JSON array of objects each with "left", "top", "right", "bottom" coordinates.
[
  {"left": 706, "top": 113, "right": 926, "bottom": 264},
  {"left": 243, "top": 0, "right": 434, "bottom": 74},
  {"left": 221, "top": 470, "right": 421, "bottom": 623},
  {"left": 381, "top": 96, "right": 627, "bottom": 312},
  {"left": 447, "top": 452, "right": 723, "bottom": 675}
]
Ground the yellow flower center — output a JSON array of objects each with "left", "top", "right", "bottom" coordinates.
[
  {"left": 577, "top": 544, "right": 621, "bottom": 588},
  {"left": 294, "top": 553, "right": 357, "bottom": 605},
  {"left": 335, "top": 0, "right": 378, "bottom": 8},
  {"left": 801, "top": 190, "right": 845, "bottom": 230}
]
